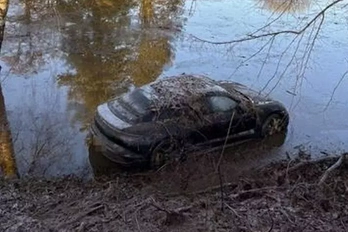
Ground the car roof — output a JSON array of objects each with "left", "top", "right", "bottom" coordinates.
[
  {"left": 111, "top": 75, "right": 238, "bottom": 123},
  {"left": 128, "top": 74, "right": 230, "bottom": 116},
  {"left": 143, "top": 74, "right": 228, "bottom": 99}
]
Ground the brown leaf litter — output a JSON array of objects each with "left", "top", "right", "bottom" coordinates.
[{"left": 1, "top": 153, "right": 348, "bottom": 231}]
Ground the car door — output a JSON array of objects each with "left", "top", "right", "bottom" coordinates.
[
  {"left": 204, "top": 95, "right": 243, "bottom": 140},
  {"left": 202, "top": 94, "right": 260, "bottom": 146}
]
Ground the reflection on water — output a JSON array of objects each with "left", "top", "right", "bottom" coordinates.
[
  {"left": 259, "top": 0, "right": 310, "bottom": 13},
  {"left": 0, "top": 86, "right": 18, "bottom": 178},
  {"left": 57, "top": 0, "right": 182, "bottom": 128},
  {"left": 1, "top": 0, "right": 184, "bottom": 176},
  {"left": 0, "top": 0, "right": 347, "bottom": 177},
  {"left": 0, "top": 0, "right": 18, "bottom": 178},
  {"left": 1, "top": 0, "right": 186, "bottom": 176}
]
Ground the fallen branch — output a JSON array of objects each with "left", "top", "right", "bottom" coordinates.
[
  {"left": 224, "top": 203, "right": 241, "bottom": 218},
  {"left": 58, "top": 203, "right": 104, "bottom": 229},
  {"left": 150, "top": 197, "right": 192, "bottom": 225},
  {"left": 229, "top": 186, "right": 285, "bottom": 200},
  {"left": 285, "top": 156, "right": 340, "bottom": 174},
  {"left": 150, "top": 198, "right": 192, "bottom": 215},
  {"left": 319, "top": 153, "right": 348, "bottom": 186},
  {"left": 166, "top": 182, "right": 237, "bottom": 197}
]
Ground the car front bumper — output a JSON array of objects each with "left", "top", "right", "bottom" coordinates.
[{"left": 88, "top": 124, "right": 147, "bottom": 167}]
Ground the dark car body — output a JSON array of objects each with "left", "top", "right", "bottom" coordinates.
[{"left": 89, "top": 75, "right": 289, "bottom": 167}]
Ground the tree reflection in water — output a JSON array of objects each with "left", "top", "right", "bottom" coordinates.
[
  {"left": 0, "top": 0, "right": 184, "bottom": 176},
  {"left": 0, "top": 0, "right": 18, "bottom": 178},
  {"left": 57, "top": 0, "right": 184, "bottom": 128},
  {"left": 259, "top": 0, "right": 310, "bottom": 13}
]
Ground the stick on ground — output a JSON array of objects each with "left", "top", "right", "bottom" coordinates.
[{"left": 319, "top": 153, "right": 348, "bottom": 186}]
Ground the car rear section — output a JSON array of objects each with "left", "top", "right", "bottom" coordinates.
[
  {"left": 90, "top": 105, "right": 147, "bottom": 166},
  {"left": 89, "top": 76, "right": 221, "bottom": 166},
  {"left": 89, "top": 87, "right": 157, "bottom": 166}
]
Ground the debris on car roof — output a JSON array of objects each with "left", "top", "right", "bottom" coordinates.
[
  {"left": 148, "top": 75, "right": 220, "bottom": 123},
  {"left": 150, "top": 74, "right": 226, "bottom": 97}
]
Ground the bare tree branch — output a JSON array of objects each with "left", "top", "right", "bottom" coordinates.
[
  {"left": 324, "top": 69, "right": 348, "bottom": 111},
  {"left": 319, "top": 153, "right": 348, "bottom": 186},
  {"left": 188, "top": 0, "right": 342, "bottom": 45}
]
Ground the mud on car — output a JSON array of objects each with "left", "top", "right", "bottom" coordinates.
[{"left": 88, "top": 75, "right": 289, "bottom": 168}]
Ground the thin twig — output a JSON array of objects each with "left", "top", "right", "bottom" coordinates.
[
  {"left": 135, "top": 213, "right": 141, "bottom": 232},
  {"left": 324, "top": 70, "right": 348, "bottom": 111},
  {"left": 230, "top": 186, "right": 284, "bottom": 199},
  {"left": 340, "top": 217, "right": 347, "bottom": 232},
  {"left": 217, "top": 111, "right": 235, "bottom": 168},
  {"left": 285, "top": 156, "right": 340, "bottom": 174},
  {"left": 319, "top": 153, "right": 347, "bottom": 186},
  {"left": 224, "top": 203, "right": 241, "bottom": 218},
  {"left": 189, "top": 0, "right": 342, "bottom": 45},
  {"left": 266, "top": 198, "right": 274, "bottom": 232},
  {"left": 217, "top": 111, "right": 235, "bottom": 211},
  {"left": 166, "top": 182, "right": 236, "bottom": 197},
  {"left": 150, "top": 197, "right": 192, "bottom": 214},
  {"left": 58, "top": 203, "right": 104, "bottom": 229}
]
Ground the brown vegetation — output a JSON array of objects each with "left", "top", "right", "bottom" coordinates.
[{"left": 1, "top": 153, "right": 347, "bottom": 231}]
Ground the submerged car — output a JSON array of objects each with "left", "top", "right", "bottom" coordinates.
[{"left": 89, "top": 74, "right": 289, "bottom": 168}]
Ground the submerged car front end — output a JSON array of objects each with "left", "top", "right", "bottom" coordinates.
[{"left": 218, "top": 80, "right": 289, "bottom": 134}]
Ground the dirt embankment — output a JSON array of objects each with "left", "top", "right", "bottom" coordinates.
[{"left": 1, "top": 154, "right": 348, "bottom": 232}]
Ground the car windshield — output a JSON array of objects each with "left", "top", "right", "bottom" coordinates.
[
  {"left": 120, "top": 88, "right": 153, "bottom": 116},
  {"left": 107, "top": 87, "right": 156, "bottom": 123},
  {"left": 113, "top": 88, "right": 151, "bottom": 117}
]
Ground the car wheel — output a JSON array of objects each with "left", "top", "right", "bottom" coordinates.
[
  {"left": 150, "top": 140, "right": 175, "bottom": 169},
  {"left": 261, "top": 114, "right": 287, "bottom": 137}
]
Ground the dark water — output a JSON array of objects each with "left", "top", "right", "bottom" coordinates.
[{"left": 0, "top": 0, "right": 347, "bottom": 178}]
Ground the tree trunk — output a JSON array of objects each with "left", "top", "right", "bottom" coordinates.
[
  {"left": 0, "top": 85, "right": 18, "bottom": 178},
  {"left": 0, "top": 0, "right": 18, "bottom": 178},
  {"left": 0, "top": 0, "right": 9, "bottom": 50}
]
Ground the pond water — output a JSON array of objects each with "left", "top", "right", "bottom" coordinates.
[{"left": 0, "top": 0, "right": 347, "bottom": 178}]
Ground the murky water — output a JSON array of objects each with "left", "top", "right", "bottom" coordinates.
[{"left": 0, "top": 0, "right": 347, "bottom": 178}]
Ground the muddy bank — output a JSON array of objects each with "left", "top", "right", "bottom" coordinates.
[{"left": 1, "top": 153, "right": 348, "bottom": 232}]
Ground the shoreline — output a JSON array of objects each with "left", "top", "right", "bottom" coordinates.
[{"left": 1, "top": 153, "right": 347, "bottom": 231}]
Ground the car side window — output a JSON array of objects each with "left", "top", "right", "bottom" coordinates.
[{"left": 208, "top": 96, "right": 238, "bottom": 112}]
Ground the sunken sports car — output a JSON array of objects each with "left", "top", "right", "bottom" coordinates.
[{"left": 89, "top": 75, "right": 289, "bottom": 168}]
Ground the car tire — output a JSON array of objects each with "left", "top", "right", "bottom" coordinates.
[
  {"left": 261, "top": 114, "right": 288, "bottom": 138},
  {"left": 150, "top": 140, "right": 175, "bottom": 169}
]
